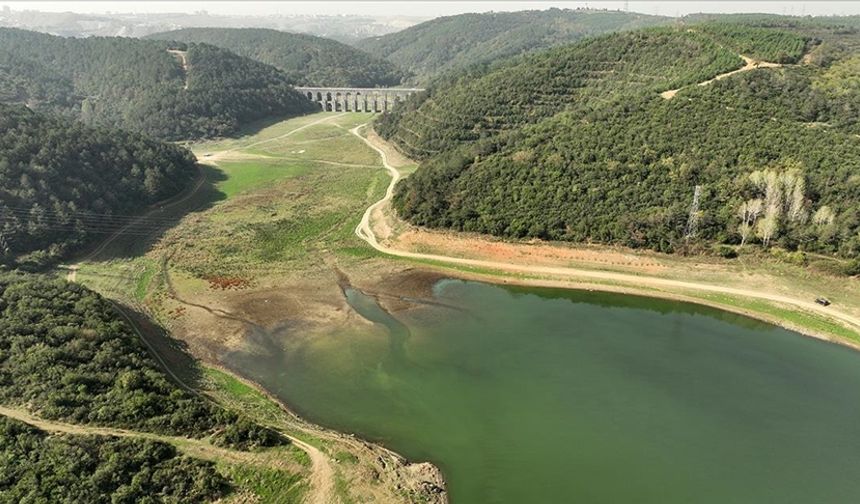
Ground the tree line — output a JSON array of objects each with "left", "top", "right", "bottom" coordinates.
[
  {"left": 357, "top": 8, "right": 672, "bottom": 84},
  {"left": 147, "top": 27, "right": 408, "bottom": 88},
  {"left": 0, "top": 416, "right": 230, "bottom": 503},
  {"left": 0, "top": 104, "right": 197, "bottom": 267},
  {"left": 0, "top": 274, "right": 285, "bottom": 450},
  {"left": 376, "top": 27, "right": 745, "bottom": 159},
  {"left": 389, "top": 25, "right": 860, "bottom": 270},
  {"left": 0, "top": 28, "right": 316, "bottom": 140}
]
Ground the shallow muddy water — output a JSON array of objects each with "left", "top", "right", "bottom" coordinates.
[{"left": 227, "top": 279, "right": 860, "bottom": 504}]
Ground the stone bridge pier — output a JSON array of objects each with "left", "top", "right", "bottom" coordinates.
[{"left": 295, "top": 87, "right": 424, "bottom": 113}]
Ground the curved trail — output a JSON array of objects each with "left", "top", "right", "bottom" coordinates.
[
  {"left": 62, "top": 165, "right": 207, "bottom": 282},
  {"left": 350, "top": 125, "right": 860, "bottom": 340},
  {"left": 661, "top": 55, "right": 781, "bottom": 100},
  {"left": 0, "top": 404, "right": 290, "bottom": 468},
  {"left": 96, "top": 302, "right": 337, "bottom": 504},
  {"left": 60, "top": 291, "right": 338, "bottom": 503}
]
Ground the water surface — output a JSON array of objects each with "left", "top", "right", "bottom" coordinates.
[{"left": 228, "top": 280, "right": 860, "bottom": 503}]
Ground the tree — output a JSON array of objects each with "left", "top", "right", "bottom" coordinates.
[
  {"left": 786, "top": 171, "right": 808, "bottom": 224},
  {"left": 738, "top": 198, "right": 763, "bottom": 246},
  {"left": 756, "top": 213, "right": 779, "bottom": 247}
]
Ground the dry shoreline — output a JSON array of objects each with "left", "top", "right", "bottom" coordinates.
[
  {"left": 355, "top": 125, "right": 860, "bottom": 352},
  {"left": 413, "top": 267, "right": 860, "bottom": 351}
]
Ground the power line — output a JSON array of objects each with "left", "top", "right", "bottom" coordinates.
[{"left": 0, "top": 205, "right": 187, "bottom": 225}]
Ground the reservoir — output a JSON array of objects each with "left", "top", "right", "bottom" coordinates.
[{"left": 227, "top": 279, "right": 860, "bottom": 503}]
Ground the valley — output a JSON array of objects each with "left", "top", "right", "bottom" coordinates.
[
  {"left": 69, "top": 109, "right": 858, "bottom": 503},
  {"left": 2, "top": 7, "right": 860, "bottom": 504}
]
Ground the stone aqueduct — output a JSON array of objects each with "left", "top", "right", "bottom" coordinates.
[{"left": 296, "top": 87, "right": 424, "bottom": 112}]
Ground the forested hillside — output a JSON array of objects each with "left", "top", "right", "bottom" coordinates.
[
  {"left": 147, "top": 27, "right": 408, "bottom": 87},
  {"left": 683, "top": 13, "right": 860, "bottom": 30},
  {"left": 0, "top": 274, "right": 285, "bottom": 449},
  {"left": 0, "top": 28, "right": 316, "bottom": 140},
  {"left": 0, "top": 104, "right": 196, "bottom": 266},
  {"left": 356, "top": 8, "right": 670, "bottom": 83},
  {"left": 694, "top": 23, "right": 809, "bottom": 62},
  {"left": 0, "top": 49, "right": 74, "bottom": 107},
  {"left": 389, "top": 23, "right": 860, "bottom": 265},
  {"left": 0, "top": 416, "right": 230, "bottom": 503},
  {"left": 376, "top": 27, "right": 744, "bottom": 159}
]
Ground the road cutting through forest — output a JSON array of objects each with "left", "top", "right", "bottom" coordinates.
[{"left": 660, "top": 55, "right": 781, "bottom": 99}]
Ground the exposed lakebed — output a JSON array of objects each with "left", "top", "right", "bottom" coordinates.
[{"left": 227, "top": 279, "right": 860, "bottom": 503}]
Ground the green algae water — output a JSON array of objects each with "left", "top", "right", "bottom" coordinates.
[{"left": 228, "top": 279, "right": 860, "bottom": 503}]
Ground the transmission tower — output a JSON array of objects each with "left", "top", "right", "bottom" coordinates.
[
  {"left": 0, "top": 212, "right": 8, "bottom": 257},
  {"left": 684, "top": 185, "right": 702, "bottom": 240},
  {"left": 0, "top": 231, "right": 9, "bottom": 265}
]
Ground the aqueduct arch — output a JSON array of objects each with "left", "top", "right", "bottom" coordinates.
[{"left": 295, "top": 87, "right": 425, "bottom": 113}]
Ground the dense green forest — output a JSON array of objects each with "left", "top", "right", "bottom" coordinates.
[
  {"left": 694, "top": 23, "right": 809, "bottom": 62},
  {"left": 0, "top": 28, "right": 316, "bottom": 140},
  {"left": 147, "top": 27, "right": 407, "bottom": 87},
  {"left": 0, "top": 416, "right": 230, "bottom": 503},
  {"left": 0, "top": 48, "right": 74, "bottom": 108},
  {"left": 0, "top": 104, "right": 196, "bottom": 266},
  {"left": 0, "top": 275, "right": 284, "bottom": 450},
  {"left": 388, "top": 23, "right": 860, "bottom": 265},
  {"left": 357, "top": 8, "right": 671, "bottom": 83},
  {"left": 376, "top": 27, "right": 744, "bottom": 159},
  {"left": 683, "top": 13, "right": 860, "bottom": 30}
]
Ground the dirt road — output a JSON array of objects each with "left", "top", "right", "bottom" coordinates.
[
  {"left": 661, "top": 55, "right": 781, "bottom": 99},
  {"left": 168, "top": 49, "right": 189, "bottom": 90},
  {"left": 0, "top": 404, "right": 308, "bottom": 471},
  {"left": 60, "top": 167, "right": 206, "bottom": 282},
  {"left": 66, "top": 296, "right": 338, "bottom": 503},
  {"left": 351, "top": 125, "right": 860, "bottom": 338}
]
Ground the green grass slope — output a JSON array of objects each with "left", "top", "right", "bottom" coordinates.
[{"left": 147, "top": 27, "right": 408, "bottom": 87}]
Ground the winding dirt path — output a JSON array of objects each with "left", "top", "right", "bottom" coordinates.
[
  {"left": 351, "top": 125, "right": 860, "bottom": 339},
  {"left": 60, "top": 167, "right": 206, "bottom": 282},
  {"left": 87, "top": 300, "right": 338, "bottom": 503},
  {"left": 168, "top": 49, "right": 189, "bottom": 90},
  {"left": 0, "top": 404, "right": 303, "bottom": 470},
  {"left": 71, "top": 165, "right": 206, "bottom": 269},
  {"left": 60, "top": 286, "right": 338, "bottom": 504},
  {"left": 661, "top": 55, "right": 781, "bottom": 99}
]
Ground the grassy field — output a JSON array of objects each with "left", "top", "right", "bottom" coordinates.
[
  {"left": 68, "top": 112, "right": 399, "bottom": 503},
  {"left": 159, "top": 114, "right": 388, "bottom": 283},
  {"left": 215, "top": 159, "right": 314, "bottom": 199},
  {"left": 76, "top": 113, "right": 386, "bottom": 298}
]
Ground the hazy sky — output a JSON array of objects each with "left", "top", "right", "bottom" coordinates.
[{"left": 3, "top": 1, "right": 860, "bottom": 18}]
